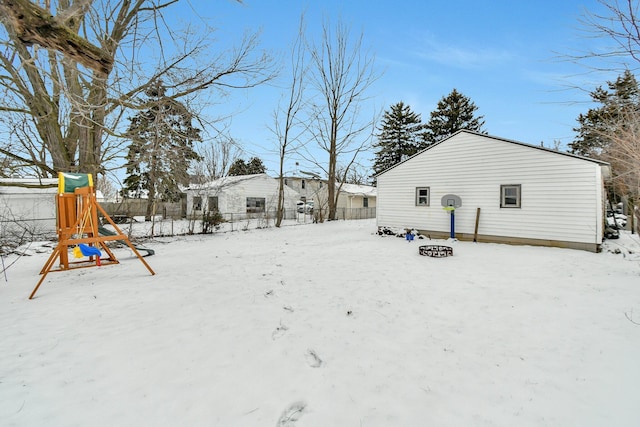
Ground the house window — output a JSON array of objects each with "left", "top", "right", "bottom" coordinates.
[
  {"left": 246, "top": 197, "right": 266, "bottom": 213},
  {"left": 415, "top": 187, "right": 430, "bottom": 206},
  {"left": 207, "top": 196, "right": 219, "bottom": 212},
  {"left": 193, "top": 196, "right": 202, "bottom": 211},
  {"left": 301, "top": 179, "right": 306, "bottom": 190},
  {"left": 363, "top": 197, "right": 369, "bottom": 208},
  {"left": 500, "top": 185, "right": 521, "bottom": 208}
]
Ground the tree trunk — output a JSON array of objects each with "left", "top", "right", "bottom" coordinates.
[
  {"left": 327, "top": 120, "right": 338, "bottom": 220},
  {"left": 306, "top": 19, "right": 377, "bottom": 221},
  {"left": 145, "top": 196, "right": 155, "bottom": 222},
  {"left": 276, "top": 152, "right": 285, "bottom": 227}
]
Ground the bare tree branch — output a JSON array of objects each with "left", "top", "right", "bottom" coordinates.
[
  {"left": 0, "top": 0, "right": 113, "bottom": 74},
  {"left": 570, "top": 0, "right": 640, "bottom": 72},
  {"left": 0, "top": 0, "right": 274, "bottom": 181},
  {"left": 304, "top": 18, "right": 379, "bottom": 220},
  {"left": 269, "top": 15, "right": 308, "bottom": 227}
]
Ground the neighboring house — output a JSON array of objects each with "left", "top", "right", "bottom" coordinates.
[
  {"left": 311, "top": 182, "right": 377, "bottom": 220},
  {"left": 185, "top": 174, "right": 300, "bottom": 218},
  {"left": 333, "top": 183, "right": 377, "bottom": 219},
  {"left": 284, "top": 174, "right": 376, "bottom": 209},
  {"left": 376, "top": 130, "right": 610, "bottom": 252},
  {"left": 0, "top": 178, "right": 59, "bottom": 238},
  {"left": 283, "top": 175, "right": 324, "bottom": 202},
  {"left": 337, "top": 183, "right": 377, "bottom": 209}
]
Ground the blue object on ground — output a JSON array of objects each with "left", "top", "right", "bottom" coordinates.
[
  {"left": 78, "top": 243, "right": 101, "bottom": 257},
  {"left": 77, "top": 243, "right": 102, "bottom": 266}
]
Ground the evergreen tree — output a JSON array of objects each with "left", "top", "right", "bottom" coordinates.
[
  {"left": 569, "top": 70, "right": 640, "bottom": 157},
  {"left": 372, "top": 102, "right": 424, "bottom": 174},
  {"left": 228, "top": 156, "right": 267, "bottom": 176},
  {"left": 247, "top": 157, "right": 267, "bottom": 174},
  {"left": 424, "top": 89, "right": 486, "bottom": 144},
  {"left": 227, "top": 159, "right": 248, "bottom": 176},
  {"left": 124, "top": 80, "right": 201, "bottom": 220}
]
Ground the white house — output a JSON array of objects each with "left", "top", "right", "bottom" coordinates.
[
  {"left": 376, "top": 130, "right": 610, "bottom": 252},
  {"left": 337, "top": 183, "right": 377, "bottom": 209},
  {"left": 283, "top": 175, "right": 324, "bottom": 203},
  {"left": 185, "top": 174, "right": 300, "bottom": 218},
  {"left": 333, "top": 183, "right": 377, "bottom": 219},
  {"left": 303, "top": 182, "right": 378, "bottom": 220},
  {"left": 0, "top": 178, "right": 59, "bottom": 238}
]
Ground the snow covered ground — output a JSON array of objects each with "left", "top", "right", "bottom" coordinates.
[{"left": 1, "top": 219, "right": 639, "bottom": 426}]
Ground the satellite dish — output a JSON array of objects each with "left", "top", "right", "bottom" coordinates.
[{"left": 441, "top": 194, "right": 462, "bottom": 209}]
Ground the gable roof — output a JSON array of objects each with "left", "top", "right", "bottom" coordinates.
[
  {"left": 0, "top": 178, "right": 58, "bottom": 195},
  {"left": 376, "top": 130, "right": 609, "bottom": 177},
  {"left": 338, "top": 183, "right": 377, "bottom": 197},
  {"left": 186, "top": 173, "right": 269, "bottom": 191}
]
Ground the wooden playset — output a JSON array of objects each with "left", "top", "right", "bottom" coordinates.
[{"left": 29, "top": 172, "right": 155, "bottom": 299}]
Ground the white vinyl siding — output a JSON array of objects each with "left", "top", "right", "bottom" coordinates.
[
  {"left": 186, "top": 174, "right": 299, "bottom": 216},
  {"left": 376, "top": 132, "right": 604, "bottom": 247}
]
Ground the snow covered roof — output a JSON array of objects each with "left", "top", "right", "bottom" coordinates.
[
  {"left": 186, "top": 173, "right": 270, "bottom": 191},
  {"left": 0, "top": 178, "right": 58, "bottom": 194},
  {"left": 0, "top": 178, "right": 105, "bottom": 199},
  {"left": 0, "top": 177, "right": 58, "bottom": 185},
  {"left": 338, "top": 183, "right": 377, "bottom": 197}
]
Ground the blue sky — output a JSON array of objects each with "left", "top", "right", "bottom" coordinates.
[{"left": 178, "top": 0, "right": 623, "bottom": 176}]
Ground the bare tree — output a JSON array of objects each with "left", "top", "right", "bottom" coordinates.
[
  {"left": 96, "top": 173, "right": 118, "bottom": 201},
  {"left": 187, "top": 130, "right": 244, "bottom": 233},
  {"left": 572, "top": 0, "right": 640, "bottom": 220},
  {"left": 193, "top": 132, "right": 245, "bottom": 182},
  {"left": 600, "top": 108, "right": 640, "bottom": 207},
  {"left": 0, "top": 0, "right": 274, "bottom": 181},
  {"left": 576, "top": 0, "right": 640, "bottom": 70},
  {"left": 270, "top": 16, "right": 308, "bottom": 227},
  {"left": 304, "top": 18, "right": 379, "bottom": 220},
  {"left": 337, "top": 161, "right": 372, "bottom": 185}
]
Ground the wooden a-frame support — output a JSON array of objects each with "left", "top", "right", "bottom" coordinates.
[{"left": 30, "top": 183, "right": 155, "bottom": 299}]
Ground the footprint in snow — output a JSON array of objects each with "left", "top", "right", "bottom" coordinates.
[
  {"left": 305, "top": 349, "right": 322, "bottom": 368},
  {"left": 272, "top": 323, "right": 289, "bottom": 340},
  {"left": 276, "top": 401, "right": 306, "bottom": 426}
]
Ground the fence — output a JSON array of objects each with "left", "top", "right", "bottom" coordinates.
[
  {"left": 101, "top": 199, "right": 184, "bottom": 220},
  {"left": 100, "top": 199, "right": 377, "bottom": 222},
  {"left": 206, "top": 207, "right": 376, "bottom": 224},
  {"left": 0, "top": 217, "right": 58, "bottom": 243},
  {"left": 100, "top": 209, "right": 300, "bottom": 238},
  {"left": 103, "top": 207, "right": 376, "bottom": 238},
  {"left": 0, "top": 205, "right": 377, "bottom": 249},
  {"left": 334, "top": 207, "right": 377, "bottom": 220}
]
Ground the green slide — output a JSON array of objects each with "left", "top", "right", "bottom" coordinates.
[{"left": 98, "top": 225, "right": 155, "bottom": 257}]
